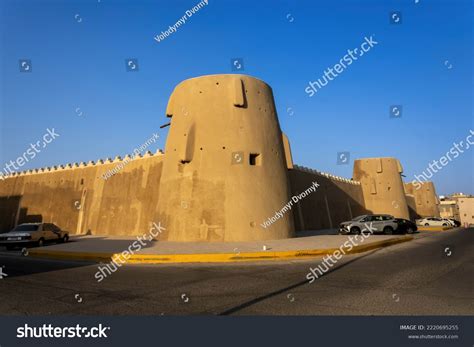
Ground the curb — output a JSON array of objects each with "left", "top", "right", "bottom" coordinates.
[
  {"left": 27, "top": 235, "right": 414, "bottom": 264},
  {"left": 417, "top": 226, "right": 452, "bottom": 232}
]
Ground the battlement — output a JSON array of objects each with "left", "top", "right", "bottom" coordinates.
[
  {"left": 293, "top": 164, "right": 360, "bottom": 185},
  {"left": 2, "top": 149, "right": 164, "bottom": 179}
]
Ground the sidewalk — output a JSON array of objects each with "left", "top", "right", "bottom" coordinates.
[{"left": 24, "top": 232, "right": 414, "bottom": 264}]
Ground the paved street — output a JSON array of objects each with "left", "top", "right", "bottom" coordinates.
[{"left": 0, "top": 229, "right": 472, "bottom": 315}]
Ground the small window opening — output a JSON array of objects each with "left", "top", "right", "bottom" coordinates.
[{"left": 249, "top": 153, "right": 261, "bottom": 166}]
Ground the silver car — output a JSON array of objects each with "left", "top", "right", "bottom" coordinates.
[
  {"left": 0, "top": 223, "right": 69, "bottom": 250},
  {"left": 415, "top": 217, "right": 453, "bottom": 227},
  {"left": 339, "top": 214, "right": 399, "bottom": 235}
]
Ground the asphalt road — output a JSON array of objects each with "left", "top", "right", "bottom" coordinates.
[{"left": 0, "top": 229, "right": 472, "bottom": 315}]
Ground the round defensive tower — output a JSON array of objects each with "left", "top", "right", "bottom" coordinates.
[
  {"left": 155, "top": 74, "right": 295, "bottom": 241},
  {"left": 353, "top": 157, "right": 410, "bottom": 219},
  {"left": 404, "top": 181, "right": 440, "bottom": 217}
]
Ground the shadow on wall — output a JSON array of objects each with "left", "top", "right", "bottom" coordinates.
[
  {"left": 18, "top": 208, "right": 43, "bottom": 224},
  {"left": 0, "top": 196, "right": 44, "bottom": 232},
  {"left": 0, "top": 196, "right": 22, "bottom": 232},
  {"left": 405, "top": 194, "right": 421, "bottom": 221},
  {"left": 407, "top": 207, "right": 421, "bottom": 221},
  {"left": 0, "top": 195, "right": 45, "bottom": 232},
  {"left": 288, "top": 170, "right": 369, "bottom": 231}
]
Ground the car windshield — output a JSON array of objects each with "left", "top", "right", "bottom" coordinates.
[
  {"left": 352, "top": 215, "right": 366, "bottom": 221},
  {"left": 12, "top": 224, "right": 39, "bottom": 232}
]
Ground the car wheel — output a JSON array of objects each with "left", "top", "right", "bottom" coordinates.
[
  {"left": 424, "top": 223, "right": 430, "bottom": 226},
  {"left": 37, "top": 238, "right": 45, "bottom": 247},
  {"left": 442, "top": 223, "right": 448, "bottom": 226},
  {"left": 383, "top": 226, "right": 393, "bottom": 235},
  {"left": 407, "top": 227, "right": 414, "bottom": 234},
  {"left": 350, "top": 227, "right": 361, "bottom": 235},
  {"left": 61, "top": 235, "right": 69, "bottom": 243}
]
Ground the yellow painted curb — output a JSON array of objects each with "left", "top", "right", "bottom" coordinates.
[
  {"left": 418, "top": 226, "right": 452, "bottom": 232},
  {"left": 27, "top": 235, "right": 414, "bottom": 264}
]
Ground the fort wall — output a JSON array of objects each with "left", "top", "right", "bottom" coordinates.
[
  {"left": 0, "top": 152, "right": 164, "bottom": 235},
  {"left": 0, "top": 74, "right": 442, "bottom": 240},
  {"left": 289, "top": 166, "right": 366, "bottom": 231}
]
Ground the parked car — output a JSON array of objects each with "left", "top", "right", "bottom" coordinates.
[
  {"left": 445, "top": 219, "right": 457, "bottom": 227},
  {"left": 447, "top": 219, "right": 461, "bottom": 227},
  {"left": 339, "top": 214, "right": 399, "bottom": 235},
  {"left": 415, "top": 217, "right": 452, "bottom": 227},
  {"left": 394, "top": 218, "right": 417, "bottom": 234},
  {"left": 0, "top": 223, "right": 69, "bottom": 250}
]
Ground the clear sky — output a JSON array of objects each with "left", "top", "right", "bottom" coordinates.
[{"left": 0, "top": 0, "right": 472, "bottom": 195}]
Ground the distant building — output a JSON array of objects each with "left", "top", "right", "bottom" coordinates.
[
  {"left": 457, "top": 197, "right": 474, "bottom": 227},
  {"left": 439, "top": 200, "right": 459, "bottom": 220},
  {"left": 438, "top": 193, "right": 474, "bottom": 226}
]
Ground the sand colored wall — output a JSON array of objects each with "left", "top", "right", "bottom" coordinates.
[
  {"left": 0, "top": 152, "right": 164, "bottom": 235},
  {"left": 353, "top": 157, "right": 410, "bottom": 219},
  {"left": 457, "top": 197, "right": 474, "bottom": 226},
  {"left": 289, "top": 166, "right": 366, "bottom": 231},
  {"left": 0, "top": 74, "right": 444, "bottom": 240},
  {"left": 155, "top": 74, "right": 294, "bottom": 241},
  {"left": 405, "top": 194, "right": 418, "bottom": 220},
  {"left": 404, "top": 182, "right": 440, "bottom": 217}
]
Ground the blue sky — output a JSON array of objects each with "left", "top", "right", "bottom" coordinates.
[{"left": 0, "top": 0, "right": 472, "bottom": 195}]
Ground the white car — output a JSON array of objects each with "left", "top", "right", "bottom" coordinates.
[
  {"left": 444, "top": 219, "right": 457, "bottom": 227},
  {"left": 416, "top": 217, "right": 453, "bottom": 227},
  {"left": 0, "top": 222, "right": 69, "bottom": 250}
]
